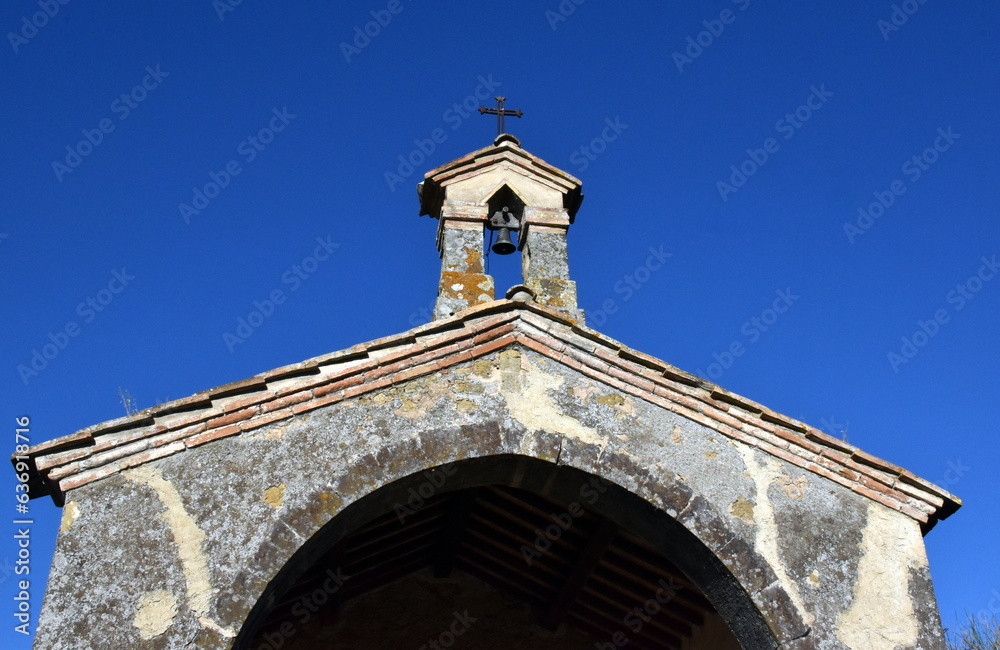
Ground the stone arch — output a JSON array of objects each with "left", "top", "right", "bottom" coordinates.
[{"left": 227, "top": 437, "right": 807, "bottom": 649}]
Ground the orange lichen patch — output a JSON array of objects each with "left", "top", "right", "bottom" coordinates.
[
  {"left": 463, "top": 246, "right": 484, "bottom": 274},
  {"left": 527, "top": 278, "right": 576, "bottom": 309},
  {"left": 439, "top": 271, "right": 494, "bottom": 302}
]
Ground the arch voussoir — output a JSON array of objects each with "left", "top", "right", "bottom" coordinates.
[{"left": 230, "top": 430, "right": 805, "bottom": 649}]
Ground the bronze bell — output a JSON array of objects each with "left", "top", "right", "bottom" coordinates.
[{"left": 492, "top": 227, "right": 516, "bottom": 255}]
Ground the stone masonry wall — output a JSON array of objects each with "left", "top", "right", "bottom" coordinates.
[{"left": 37, "top": 347, "right": 944, "bottom": 649}]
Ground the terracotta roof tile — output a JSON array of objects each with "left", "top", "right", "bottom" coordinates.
[
  {"left": 291, "top": 393, "right": 341, "bottom": 415},
  {"left": 239, "top": 409, "right": 294, "bottom": 433},
  {"left": 759, "top": 412, "right": 808, "bottom": 433},
  {"left": 59, "top": 463, "right": 123, "bottom": 493},
  {"left": 185, "top": 424, "right": 241, "bottom": 449},
  {"left": 79, "top": 438, "right": 151, "bottom": 471},
  {"left": 312, "top": 375, "right": 365, "bottom": 399},
  {"left": 221, "top": 391, "right": 277, "bottom": 413},
  {"left": 121, "top": 441, "right": 186, "bottom": 471},
  {"left": 662, "top": 367, "right": 702, "bottom": 387},
  {"left": 807, "top": 429, "right": 855, "bottom": 454},
  {"left": 202, "top": 375, "right": 268, "bottom": 399},
  {"left": 34, "top": 448, "right": 91, "bottom": 472}
]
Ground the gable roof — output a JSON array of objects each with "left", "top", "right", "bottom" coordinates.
[
  {"left": 418, "top": 138, "right": 584, "bottom": 220},
  {"left": 16, "top": 300, "right": 960, "bottom": 531}
]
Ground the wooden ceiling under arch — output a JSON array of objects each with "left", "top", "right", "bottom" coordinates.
[{"left": 245, "top": 484, "right": 738, "bottom": 650}]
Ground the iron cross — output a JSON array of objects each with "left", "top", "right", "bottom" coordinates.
[{"left": 479, "top": 96, "right": 523, "bottom": 136}]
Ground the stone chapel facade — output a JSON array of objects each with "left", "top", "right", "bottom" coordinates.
[{"left": 19, "top": 132, "right": 960, "bottom": 649}]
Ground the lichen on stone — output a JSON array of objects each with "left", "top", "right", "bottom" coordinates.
[
  {"left": 263, "top": 484, "right": 286, "bottom": 509},
  {"left": 730, "top": 496, "right": 756, "bottom": 524}
]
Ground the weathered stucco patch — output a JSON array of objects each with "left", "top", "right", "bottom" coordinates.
[
  {"left": 595, "top": 393, "right": 624, "bottom": 407},
  {"left": 570, "top": 384, "right": 598, "bottom": 402},
  {"left": 264, "top": 484, "right": 286, "bottom": 509},
  {"left": 735, "top": 445, "right": 814, "bottom": 627},
  {"left": 392, "top": 379, "right": 450, "bottom": 419},
  {"left": 836, "top": 501, "right": 921, "bottom": 648},
  {"left": 198, "top": 615, "right": 237, "bottom": 639},
  {"left": 490, "top": 350, "right": 605, "bottom": 448},
  {"left": 133, "top": 589, "right": 177, "bottom": 639},
  {"left": 263, "top": 422, "right": 291, "bottom": 440},
  {"left": 124, "top": 466, "right": 215, "bottom": 616},
  {"left": 595, "top": 393, "right": 638, "bottom": 419},
  {"left": 776, "top": 474, "right": 809, "bottom": 500},
  {"left": 452, "top": 380, "right": 484, "bottom": 395},
  {"left": 471, "top": 358, "right": 493, "bottom": 378},
  {"left": 59, "top": 500, "right": 79, "bottom": 533}
]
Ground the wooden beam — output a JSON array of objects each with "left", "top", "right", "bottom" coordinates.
[
  {"left": 433, "top": 490, "right": 477, "bottom": 577},
  {"left": 543, "top": 519, "right": 617, "bottom": 628}
]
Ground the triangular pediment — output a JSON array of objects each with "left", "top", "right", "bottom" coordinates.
[
  {"left": 19, "top": 300, "right": 959, "bottom": 530},
  {"left": 419, "top": 140, "right": 583, "bottom": 220}
]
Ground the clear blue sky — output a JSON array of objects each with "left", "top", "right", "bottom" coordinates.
[{"left": 2, "top": 1, "right": 998, "bottom": 646}]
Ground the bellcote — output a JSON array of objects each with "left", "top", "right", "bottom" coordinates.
[{"left": 418, "top": 134, "right": 585, "bottom": 323}]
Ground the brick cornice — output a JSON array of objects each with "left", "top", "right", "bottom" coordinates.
[{"left": 15, "top": 300, "right": 961, "bottom": 531}]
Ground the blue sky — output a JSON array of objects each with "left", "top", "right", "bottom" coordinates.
[{"left": 2, "top": 0, "right": 998, "bottom": 646}]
